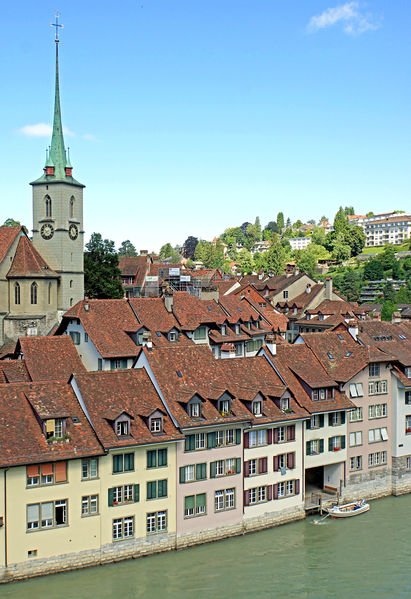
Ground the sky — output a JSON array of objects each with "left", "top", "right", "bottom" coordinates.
[{"left": 1, "top": 1, "right": 410, "bottom": 252}]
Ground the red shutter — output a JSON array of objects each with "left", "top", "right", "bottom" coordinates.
[
  {"left": 41, "top": 463, "right": 53, "bottom": 476},
  {"left": 287, "top": 425, "right": 295, "bottom": 442},
  {"left": 244, "top": 490, "right": 250, "bottom": 506},
  {"left": 244, "top": 461, "right": 250, "bottom": 477},
  {"left": 295, "top": 479, "right": 300, "bottom": 495},
  {"left": 287, "top": 452, "right": 295, "bottom": 469},
  {"left": 273, "top": 455, "right": 279, "bottom": 472},
  {"left": 267, "top": 485, "right": 273, "bottom": 501},
  {"left": 267, "top": 429, "right": 273, "bottom": 444},
  {"left": 54, "top": 461, "right": 67, "bottom": 482},
  {"left": 258, "top": 457, "right": 267, "bottom": 474},
  {"left": 27, "top": 465, "right": 39, "bottom": 477},
  {"left": 273, "top": 428, "right": 279, "bottom": 444},
  {"left": 244, "top": 432, "right": 249, "bottom": 449},
  {"left": 273, "top": 484, "right": 278, "bottom": 500}
]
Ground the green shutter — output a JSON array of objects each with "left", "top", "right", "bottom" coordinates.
[
  {"left": 134, "top": 484, "right": 140, "bottom": 502},
  {"left": 147, "top": 450, "right": 156, "bottom": 469},
  {"left": 158, "top": 479, "right": 167, "bottom": 497},
  {"left": 180, "top": 466, "right": 186, "bottom": 484},
  {"left": 319, "top": 414, "right": 324, "bottom": 428},
  {"left": 306, "top": 441, "right": 311, "bottom": 456},
  {"left": 306, "top": 419, "right": 311, "bottom": 430},
  {"left": 210, "top": 462, "right": 216, "bottom": 478},
  {"left": 158, "top": 448, "right": 167, "bottom": 467},
  {"left": 328, "top": 438, "right": 333, "bottom": 451},
  {"left": 124, "top": 453, "right": 134, "bottom": 471},
  {"left": 185, "top": 495, "right": 195, "bottom": 510},
  {"left": 319, "top": 439, "right": 324, "bottom": 453},
  {"left": 207, "top": 432, "right": 216, "bottom": 449},
  {"left": 147, "top": 481, "right": 156, "bottom": 500},
  {"left": 341, "top": 435, "right": 346, "bottom": 450},
  {"left": 235, "top": 458, "right": 241, "bottom": 474},
  {"left": 185, "top": 435, "right": 195, "bottom": 452},
  {"left": 113, "top": 454, "right": 122, "bottom": 473},
  {"left": 236, "top": 429, "right": 241, "bottom": 445},
  {"left": 196, "top": 493, "right": 206, "bottom": 508},
  {"left": 121, "top": 359, "right": 127, "bottom": 369},
  {"left": 328, "top": 414, "right": 332, "bottom": 426},
  {"left": 108, "top": 487, "right": 114, "bottom": 507},
  {"left": 196, "top": 463, "right": 206, "bottom": 480},
  {"left": 341, "top": 411, "right": 346, "bottom": 425},
  {"left": 110, "top": 360, "right": 115, "bottom": 370}
]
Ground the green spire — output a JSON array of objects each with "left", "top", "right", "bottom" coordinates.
[
  {"left": 44, "top": 147, "right": 54, "bottom": 168},
  {"left": 49, "top": 41, "right": 67, "bottom": 179}
]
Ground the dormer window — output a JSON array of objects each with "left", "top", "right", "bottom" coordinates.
[
  {"left": 116, "top": 420, "right": 129, "bottom": 437},
  {"left": 45, "top": 418, "right": 66, "bottom": 440},
  {"left": 252, "top": 400, "right": 262, "bottom": 416},
  {"left": 255, "top": 320, "right": 260, "bottom": 329},
  {"left": 235, "top": 324, "right": 240, "bottom": 334},
  {"left": 168, "top": 331, "right": 177, "bottom": 342},
  {"left": 189, "top": 402, "right": 201, "bottom": 418},
  {"left": 281, "top": 398, "right": 290, "bottom": 412},
  {"left": 150, "top": 418, "right": 162, "bottom": 433},
  {"left": 221, "top": 325, "right": 227, "bottom": 336},
  {"left": 220, "top": 399, "right": 230, "bottom": 414}
]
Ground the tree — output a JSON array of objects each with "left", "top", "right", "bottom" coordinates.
[
  {"left": 344, "top": 206, "right": 355, "bottom": 216},
  {"left": 338, "top": 270, "right": 362, "bottom": 302},
  {"left": 307, "top": 219, "right": 316, "bottom": 225},
  {"left": 296, "top": 251, "right": 316, "bottom": 278},
  {"left": 118, "top": 240, "right": 137, "bottom": 257},
  {"left": 2, "top": 218, "right": 28, "bottom": 234},
  {"left": 240, "top": 222, "right": 251, "bottom": 236},
  {"left": 237, "top": 249, "right": 254, "bottom": 274},
  {"left": 276, "top": 212, "right": 285, "bottom": 230},
  {"left": 382, "top": 281, "right": 395, "bottom": 302},
  {"left": 396, "top": 285, "right": 411, "bottom": 304},
  {"left": 159, "top": 243, "right": 180, "bottom": 263},
  {"left": 311, "top": 226, "right": 326, "bottom": 246},
  {"left": 319, "top": 215, "right": 328, "bottom": 224},
  {"left": 265, "top": 221, "right": 279, "bottom": 235},
  {"left": 183, "top": 236, "right": 198, "bottom": 260},
  {"left": 363, "top": 259, "right": 384, "bottom": 281},
  {"left": 377, "top": 245, "right": 396, "bottom": 272},
  {"left": 266, "top": 237, "right": 286, "bottom": 275},
  {"left": 253, "top": 251, "right": 267, "bottom": 273},
  {"left": 366, "top": 211, "right": 374, "bottom": 217},
  {"left": 331, "top": 233, "right": 351, "bottom": 262},
  {"left": 381, "top": 300, "right": 397, "bottom": 321},
  {"left": 293, "top": 220, "right": 303, "bottom": 229},
  {"left": 286, "top": 217, "right": 292, "bottom": 228},
  {"left": 345, "top": 226, "right": 365, "bottom": 256},
  {"left": 333, "top": 206, "right": 349, "bottom": 234},
  {"left": 84, "top": 233, "right": 124, "bottom": 299}
]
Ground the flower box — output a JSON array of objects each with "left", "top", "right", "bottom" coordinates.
[{"left": 333, "top": 447, "right": 340, "bottom": 451}]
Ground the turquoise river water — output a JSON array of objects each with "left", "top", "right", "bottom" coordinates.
[{"left": 2, "top": 494, "right": 411, "bottom": 599}]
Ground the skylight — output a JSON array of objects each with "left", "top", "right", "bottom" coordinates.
[
  {"left": 337, "top": 334, "right": 343, "bottom": 340},
  {"left": 328, "top": 352, "right": 334, "bottom": 359},
  {"left": 399, "top": 334, "right": 407, "bottom": 340},
  {"left": 176, "top": 370, "right": 183, "bottom": 378},
  {"left": 156, "top": 331, "right": 161, "bottom": 337},
  {"left": 345, "top": 352, "right": 352, "bottom": 358}
]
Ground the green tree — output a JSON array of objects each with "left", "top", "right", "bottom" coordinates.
[
  {"left": 377, "top": 245, "right": 396, "bottom": 272},
  {"left": 396, "top": 285, "right": 411, "bottom": 303},
  {"left": 118, "top": 240, "right": 137, "bottom": 257},
  {"left": 383, "top": 281, "right": 395, "bottom": 302},
  {"left": 333, "top": 206, "right": 349, "bottom": 234},
  {"left": 296, "top": 251, "right": 317, "bottom": 278},
  {"left": 276, "top": 212, "right": 285, "bottom": 230},
  {"left": 381, "top": 300, "right": 397, "bottom": 321},
  {"left": 338, "top": 270, "right": 362, "bottom": 302},
  {"left": 253, "top": 251, "right": 267, "bottom": 273},
  {"left": 346, "top": 226, "right": 365, "bottom": 256},
  {"left": 2, "top": 218, "right": 28, "bottom": 234},
  {"left": 364, "top": 259, "right": 384, "bottom": 280},
  {"left": 237, "top": 249, "right": 254, "bottom": 274},
  {"left": 366, "top": 211, "right": 374, "bottom": 217},
  {"left": 319, "top": 215, "right": 328, "bottom": 224},
  {"left": 159, "top": 243, "right": 180, "bottom": 263},
  {"left": 266, "top": 237, "right": 286, "bottom": 274},
  {"left": 311, "top": 226, "right": 327, "bottom": 246},
  {"left": 265, "top": 221, "right": 279, "bottom": 235},
  {"left": 293, "top": 220, "right": 303, "bottom": 229},
  {"left": 286, "top": 217, "right": 292, "bottom": 228},
  {"left": 331, "top": 233, "right": 351, "bottom": 262},
  {"left": 344, "top": 206, "right": 355, "bottom": 216},
  {"left": 84, "top": 233, "right": 124, "bottom": 299}
]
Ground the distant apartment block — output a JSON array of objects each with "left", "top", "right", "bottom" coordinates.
[
  {"left": 289, "top": 237, "right": 312, "bottom": 251},
  {"left": 348, "top": 213, "right": 411, "bottom": 247}
]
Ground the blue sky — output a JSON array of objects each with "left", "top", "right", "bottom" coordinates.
[{"left": 1, "top": 1, "right": 410, "bottom": 252}]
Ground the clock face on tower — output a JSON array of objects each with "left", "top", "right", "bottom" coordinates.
[
  {"left": 40, "top": 223, "right": 54, "bottom": 240},
  {"left": 69, "top": 224, "right": 78, "bottom": 240}
]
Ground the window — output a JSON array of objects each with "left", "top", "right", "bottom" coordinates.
[
  {"left": 26, "top": 462, "right": 67, "bottom": 487},
  {"left": 221, "top": 325, "right": 227, "bottom": 336},
  {"left": 168, "top": 331, "right": 177, "bottom": 342},
  {"left": 405, "top": 367, "right": 411, "bottom": 379},
  {"left": 110, "top": 359, "right": 127, "bottom": 370},
  {"left": 195, "top": 433, "right": 206, "bottom": 450},
  {"left": 146, "top": 511, "right": 167, "bottom": 534},
  {"left": 248, "top": 459, "right": 257, "bottom": 476},
  {"left": 27, "top": 499, "right": 67, "bottom": 531},
  {"left": 406, "top": 416, "right": 411, "bottom": 434},
  {"left": 219, "top": 398, "right": 230, "bottom": 415},
  {"left": 211, "top": 458, "right": 240, "bottom": 477},
  {"left": 113, "top": 452, "right": 134, "bottom": 473},
  {"left": 249, "top": 429, "right": 267, "bottom": 447},
  {"left": 306, "top": 439, "right": 324, "bottom": 456},
  {"left": 184, "top": 494, "right": 206, "bottom": 517},
  {"left": 97, "top": 358, "right": 103, "bottom": 371},
  {"left": 150, "top": 418, "right": 162, "bottom": 433},
  {"left": 349, "top": 408, "right": 363, "bottom": 422},
  {"left": 248, "top": 486, "right": 268, "bottom": 504},
  {"left": 349, "top": 383, "right": 363, "bottom": 398},
  {"left": 109, "top": 485, "right": 139, "bottom": 506},
  {"left": 30, "top": 282, "right": 37, "bottom": 305},
  {"left": 115, "top": 420, "right": 129, "bottom": 437},
  {"left": 147, "top": 479, "right": 167, "bottom": 500},
  {"left": 328, "top": 436, "right": 345, "bottom": 451},
  {"left": 82, "top": 495, "right": 98, "bottom": 516},
  {"left": 368, "top": 451, "right": 387, "bottom": 467},
  {"left": 188, "top": 401, "right": 201, "bottom": 418},
  {"left": 214, "top": 488, "right": 235, "bottom": 512},
  {"left": 69, "top": 196, "right": 75, "bottom": 218},
  {"left": 283, "top": 291, "right": 288, "bottom": 299},
  {"left": 349, "top": 456, "right": 362, "bottom": 471},
  {"left": 81, "top": 458, "right": 98, "bottom": 480},
  {"left": 194, "top": 326, "right": 206, "bottom": 340},
  {"left": 45, "top": 195, "right": 52, "bottom": 217},
  {"left": 235, "top": 344, "right": 243, "bottom": 357},
  {"left": 277, "top": 427, "right": 285, "bottom": 442},
  {"left": 369, "top": 363, "right": 380, "bottom": 377},
  {"left": 179, "top": 463, "right": 207, "bottom": 483},
  {"left": 330, "top": 412, "right": 343, "bottom": 426},
  {"left": 14, "top": 282, "right": 20, "bottom": 305},
  {"left": 84, "top": 332, "right": 88, "bottom": 342},
  {"left": 113, "top": 516, "right": 134, "bottom": 540},
  {"left": 368, "top": 381, "right": 388, "bottom": 395},
  {"left": 252, "top": 400, "right": 262, "bottom": 416},
  {"left": 349, "top": 431, "right": 362, "bottom": 447},
  {"left": 368, "top": 427, "right": 388, "bottom": 443},
  {"left": 281, "top": 398, "right": 290, "bottom": 412},
  {"left": 368, "top": 404, "right": 387, "bottom": 419},
  {"left": 309, "top": 415, "right": 321, "bottom": 429},
  {"left": 69, "top": 331, "right": 81, "bottom": 345},
  {"left": 407, "top": 456, "right": 411, "bottom": 470},
  {"left": 146, "top": 448, "right": 167, "bottom": 468},
  {"left": 405, "top": 392, "right": 411, "bottom": 405}
]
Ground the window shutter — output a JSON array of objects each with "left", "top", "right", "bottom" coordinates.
[
  {"left": 319, "top": 414, "right": 324, "bottom": 427},
  {"left": 207, "top": 432, "right": 216, "bottom": 449},
  {"left": 273, "top": 428, "right": 279, "bottom": 444},
  {"left": 235, "top": 429, "right": 241, "bottom": 445},
  {"left": 108, "top": 488, "right": 114, "bottom": 507},
  {"left": 185, "top": 495, "right": 195, "bottom": 511},
  {"left": 184, "top": 436, "right": 191, "bottom": 451},
  {"left": 244, "top": 461, "right": 250, "bottom": 477},
  {"left": 113, "top": 454, "right": 122, "bottom": 473},
  {"left": 306, "top": 441, "right": 311, "bottom": 456},
  {"left": 244, "top": 432, "right": 249, "bottom": 449},
  {"left": 235, "top": 458, "right": 241, "bottom": 474},
  {"left": 54, "top": 461, "right": 67, "bottom": 482},
  {"left": 158, "top": 479, "right": 167, "bottom": 497},
  {"left": 341, "top": 435, "right": 346, "bottom": 450},
  {"left": 306, "top": 419, "right": 311, "bottom": 430},
  {"left": 341, "top": 411, "right": 346, "bottom": 425},
  {"left": 273, "top": 484, "right": 278, "bottom": 500},
  {"left": 125, "top": 453, "right": 134, "bottom": 471},
  {"left": 244, "top": 490, "right": 250, "bottom": 506},
  {"left": 179, "top": 467, "right": 186, "bottom": 484},
  {"left": 287, "top": 425, "right": 295, "bottom": 442},
  {"left": 210, "top": 462, "right": 216, "bottom": 478},
  {"left": 27, "top": 465, "right": 39, "bottom": 477},
  {"left": 196, "top": 493, "right": 206, "bottom": 508},
  {"left": 258, "top": 457, "right": 267, "bottom": 474},
  {"left": 267, "top": 484, "right": 273, "bottom": 501},
  {"left": 41, "top": 463, "right": 53, "bottom": 476},
  {"left": 287, "top": 452, "right": 295, "bottom": 469},
  {"left": 319, "top": 439, "right": 324, "bottom": 453},
  {"left": 328, "top": 438, "right": 333, "bottom": 451},
  {"left": 196, "top": 463, "right": 206, "bottom": 480},
  {"left": 273, "top": 455, "right": 279, "bottom": 471},
  {"left": 267, "top": 429, "right": 273, "bottom": 444},
  {"left": 295, "top": 479, "right": 300, "bottom": 495},
  {"left": 328, "top": 414, "right": 332, "bottom": 426},
  {"left": 134, "top": 484, "right": 140, "bottom": 502}
]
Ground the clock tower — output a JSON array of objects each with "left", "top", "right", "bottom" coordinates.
[{"left": 31, "top": 17, "right": 84, "bottom": 313}]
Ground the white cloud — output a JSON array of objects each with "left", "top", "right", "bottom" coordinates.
[
  {"left": 307, "top": 2, "right": 380, "bottom": 35},
  {"left": 18, "top": 123, "right": 75, "bottom": 137},
  {"left": 83, "top": 133, "right": 97, "bottom": 141}
]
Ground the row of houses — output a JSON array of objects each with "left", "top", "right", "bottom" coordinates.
[{"left": 0, "top": 319, "right": 410, "bottom": 581}]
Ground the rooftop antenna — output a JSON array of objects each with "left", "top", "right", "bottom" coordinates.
[{"left": 50, "top": 10, "right": 64, "bottom": 43}]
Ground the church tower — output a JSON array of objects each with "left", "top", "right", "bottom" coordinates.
[{"left": 31, "top": 15, "right": 84, "bottom": 313}]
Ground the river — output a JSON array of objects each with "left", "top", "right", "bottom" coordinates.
[{"left": 2, "top": 495, "right": 411, "bottom": 599}]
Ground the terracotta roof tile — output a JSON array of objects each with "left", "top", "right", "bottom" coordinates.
[
  {"left": 17, "top": 336, "right": 86, "bottom": 381},
  {"left": 7, "top": 235, "right": 58, "bottom": 278},
  {"left": 0, "top": 226, "right": 22, "bottom": 264}
]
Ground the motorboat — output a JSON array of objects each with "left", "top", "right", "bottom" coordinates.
[{"left": 326, "top": 499, "right": 370, "bottom": 518}]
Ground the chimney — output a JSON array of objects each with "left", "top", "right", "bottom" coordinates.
[
  {"left": 140, "top": 250, "right": 148, "bottom": 255},
  {"left": 392, "top": 311, "right": 401, "bottom": 324},
  {"left": 325, "top": 277, "right": 332, "bottom": 300},
  {"left": 84, "top": 299, "right": 90, "bottom": 312},
  {"left": 164, "top": 291, "right": 174, "bottom": 313},
  {"left": 265, "top": 334, "right": 277, "bottom": 356},
  {"left": 305, "top": 284, "right": 311, "bottom": 294},
  {"left": 294, "top": 267, "right": 299, "bottom": 276}
]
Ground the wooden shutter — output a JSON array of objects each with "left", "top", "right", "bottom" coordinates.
[
  {"left": 328, "top": 438, "right": 333, "bottom": 451},
  {"left": 54, "top": 461, "right": 67, "bottom": 482},
  {"left": 273, "top": 428, "right": 279, "bottom": 444},
  {"left": 287, "top": 425, "right": 295, "bottom": 442},
  {"left": 244, "top": 490, "right": 250, "bottom": 506},
  {"left": 27, "top": 465, "right": 39, "bottom": 477},
  {"left": 287, "top": 452, "right": 295, "bottom": 469},
  {"left": 108, "top": 488, "right": 114, "bottom": 507},
  {"left": 341, "top": 435, "right": 346, "bottom": 450},
  {"left": 267, "top": 429, "right": 273, "bottom": 444},
  {"left": 258, "top": 457, "right": 267, "bottom": 474},
  {"left": 306, "top": 441, "right": 311, "bottom": 456},
  {"left": 244, "top": 461, "right": 250, "bottom": 477},
  {"left": 210, "top": 462, "right": 216, "bottom": 478},
  {"left": 306, "top": 419, "right": 311, "bottom": 430},
  {"left": 328, "top": 413, "right": 333, "bottom": 426},
  {"left": 185, "top": 435, "right": 194, "bottom": 451},
  {"left": 341, "top": 411, "right": 346, "bottom": 425},
  {"left": 235, "top": 429, "right": 241, "bottom": 445},
  {"left": 319, "top": 439, "right": 324, "bottom": 453},
  {"left": 295, "top": 479, "right": 300, "bottom": 495},
  {"left": 41, "top": 463, "right": 53, "bottom": 476},
  {"left": 196, "top": 463, "right": 206, "bottom": 480},
  {"left": 185, "top": 495, "right": 195, "bottom": 511},
  {"left": 273, "top": 484, "right": 278, "bottom": 500},
  {"left": 273, "top": 455, "right": 279, "bottom": 471},
  {"left": 244, "top": 432, "right": 249, "bottom": 448},
  {"left": 134, "top": 484, "right": 140, "bottom": 502},
  {"left": 179, "top": 467, "right": 186, "bottom": 484},
  {"left": 235, "top": 458, "right": 241, "bottom": 474},
  {"left": 267, "top": 484, "right": 273, "bottom": 501},
  {"left": 207, "top": 432, "right": 216, "bottom": 449},
  {"left": 319, "top": 414, "right": 324, "bottom": 427}
]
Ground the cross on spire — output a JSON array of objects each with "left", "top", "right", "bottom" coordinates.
[{"left": 50, "top": 11, "right": 63, "bottom": 43}]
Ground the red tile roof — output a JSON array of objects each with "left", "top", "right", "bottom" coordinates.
[
  {"left": 7, "top": 235, "right": 58, "bottom": 278},
  {"left": 172, "top": 292, "right": 227, "bottom": 329},
  {"left": 119, "top": 256, "right": 149, "bottom": 288},
  {"left": 0, "top": 360, "right": 30, "bottom": 383},
  {"left": 129, "top": 298, "right": 180, "bottom": 333},
  {"left": 0, "top": 226, "right": 22, "bottom": 264},
  {"left": 17, "top": 336, "right": 86, "bottom": 381}
]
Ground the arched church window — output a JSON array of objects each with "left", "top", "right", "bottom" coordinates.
[
  {"left": 70, "top": 196, "right": 75, "bottom": 219},
  {"left": 14, "top": 282, "right": 20, "bottom": 305},
  {"left": 45, "top": 195, "right": 52, "bottom": 218},
  {"left": 48, "top": 282, "right": 52, "bottom": 304},
  {"left": 31, "top": 282, "right": 38, "bottom": 305},
  {"left": 70, "top": 280, "right": 73, "bottom": 288},
  {"left": 70, "top": 298, "right": 73, "bottom": 306}
]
